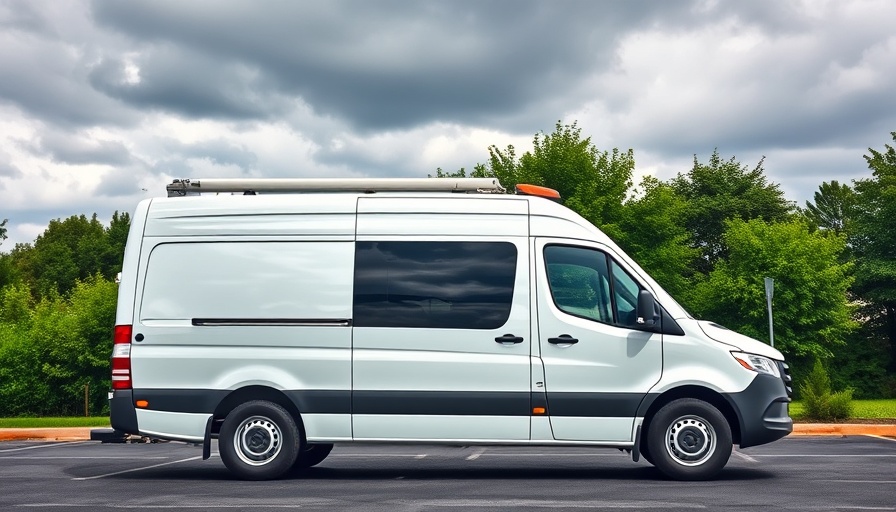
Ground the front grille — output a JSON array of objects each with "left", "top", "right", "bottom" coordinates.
[{"left": 778, "top": 361, "right": 793, "bottom": 398}]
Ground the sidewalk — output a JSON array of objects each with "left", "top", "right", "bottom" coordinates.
[{"left": 1, "top": 424, "right": 895, "bottom": 442}]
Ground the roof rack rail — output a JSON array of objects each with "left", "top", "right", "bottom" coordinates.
[{"left": 166, "top": 178, "right": 505, "bottom": 197}]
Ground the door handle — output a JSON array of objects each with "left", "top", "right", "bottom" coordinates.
[
  {"left": 548, "top": 334, "right": 579, "bottom": 345},
  {"left": 495, "top": 334, "right": 524, "bottom": 344}
]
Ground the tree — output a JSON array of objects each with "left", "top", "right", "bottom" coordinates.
[
  {"left": 9, "top": 213, "right": 128, "bottom": 299},
  {"left": 851, "top": 132, "right": 896, "bottom": 374},
  {"left": 803, "top": 180, "right": 856, "bottom": 235},
  {"left": 609, "top": 177, "right": 700, "bottom": 301},
  {"left": 477, "top": 121, "right": 697, "bottom": 302},
  {"left": 0, "top": 218, "right": 7, "bottom": 245},
  {"left": 671, "top": 151, "right": 795, "bottom": 274},
  {"left": 486, "top": 121, "right": 634, "bottom": 227},
  {"left": 689, "top": 218, "right": 855, "bottom": 361}
]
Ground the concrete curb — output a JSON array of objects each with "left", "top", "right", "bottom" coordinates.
[
  {"left": 1, "top": 424, "right": 895, "bottom": 442},
  {"left": 0, "top": 427, "right": 101, "bottom": 442},
  {"left": 791, "top": 423, "right": 896, "bottom": 437}
]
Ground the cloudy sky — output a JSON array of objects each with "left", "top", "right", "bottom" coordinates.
[{"left": 1, "top": 0, "right": 894, "bottom": 248}]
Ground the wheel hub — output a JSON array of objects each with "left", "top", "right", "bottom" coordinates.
[
  {"left": 665, "top": 415, "right": 716, "bottom": 466},
  {"left": 234, "top": 416, "right": 282, "bottom": 466}
]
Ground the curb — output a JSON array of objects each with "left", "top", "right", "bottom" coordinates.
[
  {"left": 791, "top": 423, "right": 896, "bottom": 437},
  {"left": 1, "top": 424, "right": 895, "bottom": 442},
  {"left": 0, "top": 427, "right": 101, "bottom": 442}
]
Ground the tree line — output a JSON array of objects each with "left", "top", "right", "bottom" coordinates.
[{"left": 0, "top": 125, "right": 894, "bottom": 416}]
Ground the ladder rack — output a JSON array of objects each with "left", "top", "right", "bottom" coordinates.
[{"left": 166, "top": 178, "right": 505, "bottom": 197}]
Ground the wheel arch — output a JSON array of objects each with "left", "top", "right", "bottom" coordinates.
[
  {"left": 639, "top": 385, "right": 741, "bottom": 449},
  {"left": 212, "top": 386, "right": 306, "bottom": 444}
]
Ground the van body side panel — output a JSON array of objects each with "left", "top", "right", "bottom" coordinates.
[
  {"left": 353, "top": 200, "right": 531, "bottom": 441},
  {"left": 130, "top": 233, "right": 354, "bottom": 440},
  {"left": 534, "top": 237, "right": 663, "bottom": 442}
]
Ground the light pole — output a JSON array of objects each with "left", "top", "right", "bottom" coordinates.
[{"left": 764, "top": 277, "right": 774, "bottom": 348}]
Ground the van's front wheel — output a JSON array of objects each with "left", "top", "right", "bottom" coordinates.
[
  {"left": 646, "top": 398, "right": 732, "bottom": 481},
  {"left": 219, "top": 401, "right": 301, "bottom": 480}
]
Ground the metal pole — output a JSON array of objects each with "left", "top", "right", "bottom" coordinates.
[
  {"left": 764, "top": 277, "right": 775, "bottom": 348},
  {"left": 84, "top": 383, "right": 89, "bottom": 417}
]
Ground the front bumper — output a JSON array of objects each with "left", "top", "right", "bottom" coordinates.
[{"left": 725, "top": 372, "right": 793, "bottom": 448}]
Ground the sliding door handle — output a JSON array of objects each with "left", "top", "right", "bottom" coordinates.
[{"left": 548, "top": 334, "right": 579, "bottom": 345}]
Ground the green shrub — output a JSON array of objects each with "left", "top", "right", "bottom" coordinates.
[{"left": 799, "top": 358, "right": 853, "bottom": 420}]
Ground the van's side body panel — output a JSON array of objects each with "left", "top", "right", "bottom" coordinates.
[
  {"left": 127, "top": 195, "right": 358, "bottom": 441},
  {"left": 533, "top": 237, "right": 662, "bottom": 442},
  {"left": 351, "top": 197, "right": 532, "bottom": 441}
]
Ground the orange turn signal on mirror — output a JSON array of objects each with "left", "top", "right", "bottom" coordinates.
[
  {"left": 135, "top": 400, "right": 149, "bottom": 408},
  {"left": 532, "top": 407, "right": 547, "bottom": 415}
]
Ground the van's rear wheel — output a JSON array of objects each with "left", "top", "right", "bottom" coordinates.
[
  {"left": 646, "top": 398, "right": 732, "bottom": 481},
  {"left": 293, "top": 443, "right": 333, "bottom": 469},
  {"left": 219, "top": 401, "right": 301, "bottom": 480}
]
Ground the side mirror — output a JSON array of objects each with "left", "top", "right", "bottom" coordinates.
[{"left": 636, "top": 290, "right": 660, "bottom": 328}]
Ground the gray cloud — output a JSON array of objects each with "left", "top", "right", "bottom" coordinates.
[
  {"left": 0, "top": 151, "right": 23, "bottom": 178},
  {"left": 90, "top": 0, "right": 685, "bottom": 131},
  {"left": 23, "top": 130, "right": 133, "bottom": 166}
]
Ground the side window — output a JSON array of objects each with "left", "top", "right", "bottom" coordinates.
[
  {"left": 353, "top": 241, "right": 517, "bottom": 329},
  {"left": 544, "top": 245, "right": 613, "bottom": 324},
  {"left": 544, "top": 245, "right": 646, "bottom": 329},
  {"left": 611, "top": 261, "right": 641, "bottom": 328}
]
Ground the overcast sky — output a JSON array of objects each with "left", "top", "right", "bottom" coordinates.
[{"left": 1, "top": 0, "right": 895, "bottom": 248}]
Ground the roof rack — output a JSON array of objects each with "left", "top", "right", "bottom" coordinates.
[{"left": 166, "top": 178, "right": 506, "bottom": 197}]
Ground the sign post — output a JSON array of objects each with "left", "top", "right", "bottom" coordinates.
[{"left": 764, "top": 277, "right": 774, "bottom": 348}]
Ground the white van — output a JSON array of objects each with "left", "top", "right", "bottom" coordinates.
[{"left": 104, "top": 177, "right": 791, "bottom": 481}]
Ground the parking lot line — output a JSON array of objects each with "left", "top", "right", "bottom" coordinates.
[
  {"left": 465, "top": 448, "right": 486, "bottom": 460},
  {"left": 864, "top": 434, "right": 896, "bottom": 442},
  {"left": 755, "top": 454, "right": 896, "bottom": 458},
  {"left": 71, "top": 456, "right": 201, "bottom": 481},
  {"left": 731, "top": 449, "right": 758, "bottom": 463},
  {"left": 0, "top": 441, "right": 88, "bottom": 453},
  {"left": 2, "top": 456, "right": 170, "bottom": 460}
]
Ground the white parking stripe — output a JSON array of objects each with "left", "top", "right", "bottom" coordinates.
[
  {"left": 754, "top": 454, "right": 896, "bottom": 458},
  {"left": 864, "top": 434, "right": 896, "bottom": 442},
  {"left": 71, "top": 456, "right": 201, "bottom": 481},
  {"left": 465, "top": 448, "right": 486, "bottom": 460},
  {"left": 732, "top": 449, "right": 758, "bottom": 463},
  {"left": 0, "top": 441, "right": 89, "bottom": 453},
  {"left": 17, "top": 505, "right": 308, "bottom": 509},
  {"left": 2, "top": 456, "right": 169, "bottom": 460}
]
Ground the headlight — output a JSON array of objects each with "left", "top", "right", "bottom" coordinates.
[{"left": 732, "top": 352, "right": 780, "bottom": 378}]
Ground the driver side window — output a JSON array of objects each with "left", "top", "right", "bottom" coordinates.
[{"left": 544, "top": 244, "right": 644, "bottom": 329}]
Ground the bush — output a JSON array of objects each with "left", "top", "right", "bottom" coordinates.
[{"left": 799, "top": 358, "right": 854, "bottom": 420}]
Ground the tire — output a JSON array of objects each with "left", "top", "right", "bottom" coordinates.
[
  {"left": 219, "top": 400, "right": 301, "bottom": 480},
  {"left": 293, "top": 443, "right": 334, "bottom": 469},
  {"left": 639, "top": 441, "right": 654, "bottom": 466},
  {"left": 646, "top": 398, "right": 732, "bottom": 481}
]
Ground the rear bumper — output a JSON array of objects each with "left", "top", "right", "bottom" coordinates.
[
  {"left": 725, "top": 373, "right": 793, "bottom": 448},
  {"left": 109, "top": 389, "right": 139, "bottom": 435}
]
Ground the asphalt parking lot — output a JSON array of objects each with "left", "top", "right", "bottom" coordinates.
[{"left": 0, "top": 436, "right": 893, "bottom": 511}]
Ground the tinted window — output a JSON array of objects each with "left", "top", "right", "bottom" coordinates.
[
  {"left": 353, "top": 241, "right": 517, "bottom": 329},
  {"left": 544, "top": 245, "right": 645, "bottom": 328},
  {"left": 544, "top": 245, "right": 613, "bottom": 324},
  {"left": 611, "top": 261, "right": 641, "bottom": 327}
]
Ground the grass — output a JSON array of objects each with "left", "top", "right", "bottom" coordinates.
[
  {"left": 790, "top": 399, "right": 896, "bottom": 421},
  {"left": 0, "top": 417, "right": 110, "bottom": 428}
]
